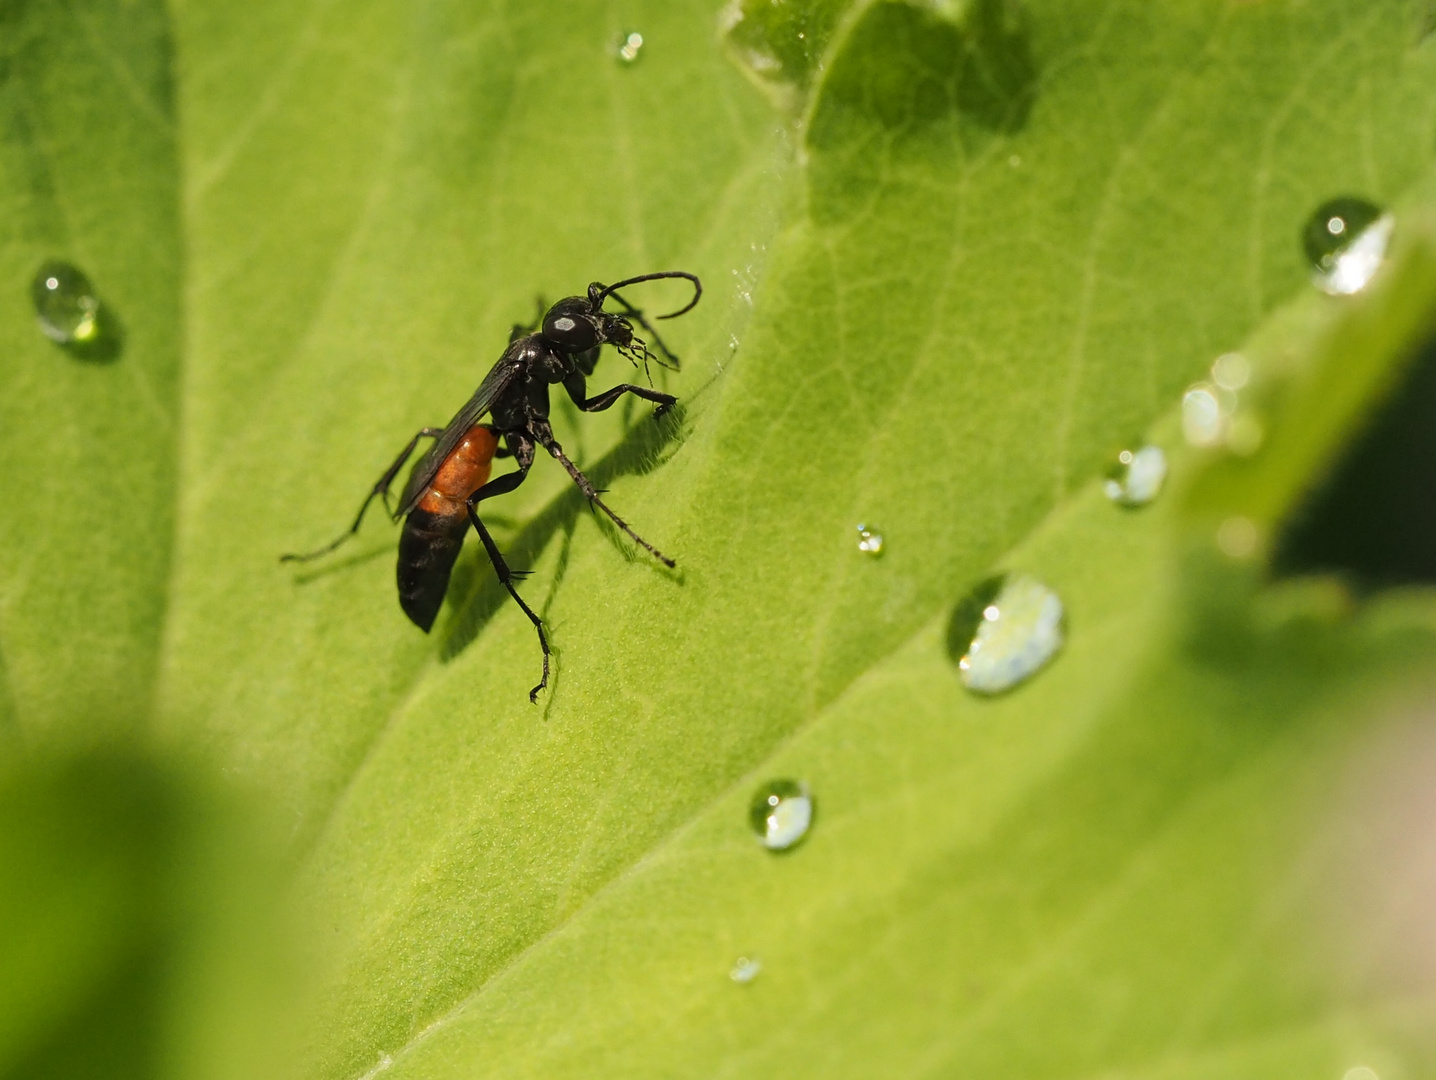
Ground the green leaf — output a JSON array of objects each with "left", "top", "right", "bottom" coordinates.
[
  {"left": 0, "top": 0, "right": 181, "bottom": 738},
  {"left": 5, "top": 0, "right": 1436, "bottom": 1077}
]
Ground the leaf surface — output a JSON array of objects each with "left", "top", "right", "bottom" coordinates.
[{"left": 5, "top": 0, "right": 1436, "bottom": 1077}]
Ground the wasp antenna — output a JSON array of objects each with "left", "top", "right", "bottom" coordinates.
[{"left": 593, "top": 271, "right": 701, "bottom": 319}]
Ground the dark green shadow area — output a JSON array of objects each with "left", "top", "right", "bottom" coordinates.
[{"left": 1275, "top": 324, "right": 1436, "bottom": 588}]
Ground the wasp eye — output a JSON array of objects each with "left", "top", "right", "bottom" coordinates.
[{"left": 543, "top": 308, "right": 599, "bottom": 351}]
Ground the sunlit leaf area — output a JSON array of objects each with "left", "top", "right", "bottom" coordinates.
[{"left": 4, "top": 1, "right": 1436, "bottom": 1077}]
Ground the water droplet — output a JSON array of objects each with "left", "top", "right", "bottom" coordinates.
[
  {"left": 32, "top": 261, "right": 99, "bottom": 343},
  {"left": 1302, "top": 197, "right": 1393, "bottom": 295},
  {"left": 1343, "top": 1068, "right": 1379, "bottom": 1080},
  {"left": 1182, "top": 384, "right": 1226, "bottom": 447},
  {"left": 1216, "top": 515, "right": 1261, "bottom": 559},
  {"left": 749, "top": 779, "right": 813, "bottom": 851},
  {"left": 1008, "top": 154, "right": 1022, "bottom": 168},
  {"left": 949, "top": 574, "right": 1064, "bottom": 694},
  {"left": 615, "top": 30, "right": 644, "bottom": 63},
  {"left": 856, "top": 523, "right": 885, "bottom": 556},
  {"left": 1210, "top": 352, "right": 1250, "bottom": 391},
  {"left": 1103, "top": 445, "right": 1167, "bottom": 507},
  {"left": 729, "top": 956, "right": 762, "bottom": 984}
]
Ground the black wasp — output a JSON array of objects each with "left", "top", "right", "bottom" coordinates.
[{"left": 282, "top": 271, "right": 701, "bottom": 702}]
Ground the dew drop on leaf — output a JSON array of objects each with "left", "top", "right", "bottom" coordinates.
[
  {"left": 749, "top": 779, "right": 813, "bottom": 851},
  {"left": 729, "top": 956, "right": 762, "bottom": 984},
  {"left": 1103, "top": 445, "right": 1167, "bottom": 507},
  {"left": 1182, "top": 384, "right": 1226, "bottom": 447},
  {"left": 1302, "top": 197, "right": 1392, "bottom": 295},
  {"left": 947, "top": 574, "right": 1064, "bottom": 694},
  {"left": 856, "top": 523, "right": 885, "bottom": 555},
  {"left": 32, "top": 261, "right": 100, "bottom": 344},
  {"left": 615, "top": 30, "right": 644, "bottom": 63}
]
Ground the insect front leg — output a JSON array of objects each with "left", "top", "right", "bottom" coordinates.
[
  {"left": 562, "top": 370, "right": 676, "bottom": 417},
  {"left": 281, "top": 427, "right": 445, "bottom": 563},
  {"left": 465, "top": 436, "right": 551, "bottom": 702}
]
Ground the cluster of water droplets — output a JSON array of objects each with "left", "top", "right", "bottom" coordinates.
[
  {"left": 855, "top": 523, "right": 884, "bottom": 556},
  {"left": 1181, "top": 351, "right": 1264, "bottom": 456},
  {"left": 614, "top": 30, "right": 644, "bottom": 63}
]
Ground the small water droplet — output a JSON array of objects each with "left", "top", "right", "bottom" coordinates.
[
  {"left": 856, "top": 523, "right": 885, "bottom": 556},
  {"left": 615, "top": 30, "right": 644, "bottom": 63},
  {"left": 1008, "top": 154, "right": 1022, "bottom": 167},
  {"left": 1103, "top": 445, "right": 1167, "bottom": 507},
  {"left": 729, "top": 956, "right": 762, "bottom": 983},
  {"left": 749, "top": 779, "right": 813, "bottom": 851},
  {"left": 1210, "top": 352, "right": 1250, "bottom": 391},
  {"left": 949, "top": 574, "right": 1064, "bottom": 694},
  {"left": 1216, "top": 515, "right": 1261, "bottom": 559},
  {"left": 32, "top": 261, "right": 100, "bottom": 344},
  {"left": 1302, "top": 197, "right": 1392, "bottom": 295},
  {"left": 1182, "top": 384, "right": 1226, "bottom": 447}
]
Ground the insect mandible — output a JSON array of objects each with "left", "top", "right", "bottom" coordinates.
[{"left": 282, "top": 271, "right": 701, "bottom": 702}]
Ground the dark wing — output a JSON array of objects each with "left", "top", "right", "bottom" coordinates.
[{"left": 395, "top": 351, "right": 525, "bottom": 517}]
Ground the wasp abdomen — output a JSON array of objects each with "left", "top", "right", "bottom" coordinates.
[{"left": 397, "top": 426, "right": 497, "bottom": 632}]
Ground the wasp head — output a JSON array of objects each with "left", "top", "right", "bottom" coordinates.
[{"left": 541, "top": 296, "right": 635, "bottom": 355}]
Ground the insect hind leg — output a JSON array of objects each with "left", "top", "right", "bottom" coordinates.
[
  {"left": 281, "top": 426, "right": 444, "bottom": 563},
  {"left": 465, "top": 438, "right": 551, "bottom": 702}
]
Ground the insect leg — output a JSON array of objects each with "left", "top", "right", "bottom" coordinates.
[
  {"left": 533, "top": 431, "right": 676, "bottom": 569},
  {"left": 465, "top": 437, "right": 551, "bottom": 702},
  {"left": 562, "top": 370, "right": 676, "bottom": 417},
  {"left": 281, "top": 427, "right": 444, "bottom": 562},
  {"left": 603, "top": 288, "right": 681, "bottom": 368}
]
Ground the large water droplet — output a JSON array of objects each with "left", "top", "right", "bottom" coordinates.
[
  {"left": 948, "top": 574, "right": 1064, "bottom": 694},
  {"left": 749, "top": 779, "right": 813, "bottom": 851},
  {"left": 1302, "top": 198, "right": 1392, "bottom": 296},
  {"left": 615, "top": 30, "right": 644, "bottom": 63},
  {"left": 1103, "top": 445, "right": 1167, "bottom": 507},
  {"left": 32, "top": 261, "right": 99, "bottom": 343},
  {"left": 1342, "top": 1068, "right": 1379, "bottom": 1080},
  {"left": 856, "top": 523, "right": 885, "bottom": 556},
  {"left": 729, "top": 956, "right": 762, "bottom": 984}
]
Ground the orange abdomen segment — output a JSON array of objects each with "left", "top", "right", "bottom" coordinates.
[
  {"left": 417, "top": 425, "right": 498, "bottom": 516},
  {"left": 398, "top": 425, "right": 500, "bottom": 632}
]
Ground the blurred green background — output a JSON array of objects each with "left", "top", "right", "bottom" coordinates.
[{"left": 4, "top": 0, "right": 1436, "bottom": 1077}]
